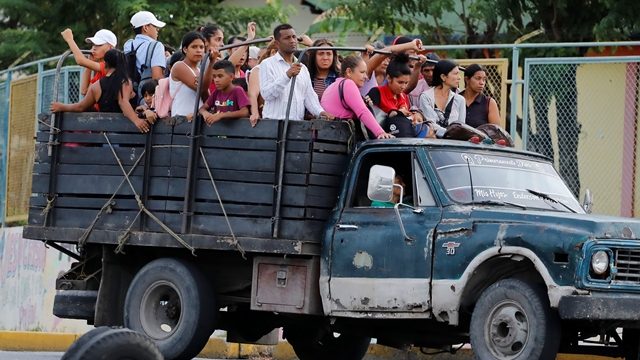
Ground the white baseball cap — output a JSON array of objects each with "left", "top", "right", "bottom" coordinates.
[
  {"left": 130, "top": 11, "right": 166, "bottom": 28},
  {"left": 249, "top": 46, "right": 260, "bottom": 60},
  {"left": 85, "top": 29, "right": 117, "bottom": 47}
]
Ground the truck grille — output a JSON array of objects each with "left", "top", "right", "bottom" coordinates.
[{"left": 614, "top": 249, "right": 640, "bottom": 283}]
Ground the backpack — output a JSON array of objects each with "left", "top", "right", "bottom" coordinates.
[
  {"left": 126, "top": 40, "right": 159, "bottom": 98},
  {"left": 153, "top": 77, "right": 182, "bottom": 119}
]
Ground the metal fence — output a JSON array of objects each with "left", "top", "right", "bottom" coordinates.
[
  {"left": 524, "top": 57, "right": 640, "bottom": 216},
  {"left": 0, "top": 55, "right": 82, "bottom": 226}
]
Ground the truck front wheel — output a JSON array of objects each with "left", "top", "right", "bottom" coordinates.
[
  {"left": 284, "top": 326, "right": 371, "bottom": 360},
  {"left": 470, "top": 278, "right": 560, "bottom": 360},
  {"left": 124, "top": 258, "right": 216, "bottom": 360}
]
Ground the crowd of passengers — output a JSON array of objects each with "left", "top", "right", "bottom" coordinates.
[{"left": 51, "top": 10, "right": 502, "bottom": 140}]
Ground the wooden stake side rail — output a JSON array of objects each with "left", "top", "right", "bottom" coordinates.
[{"left": 24, "top": 112, "right": 353, "bottom": 255}]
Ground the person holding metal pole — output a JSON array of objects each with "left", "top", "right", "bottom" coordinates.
[{"left": 259, "top": 24, "right": 334, "bottom": 121}]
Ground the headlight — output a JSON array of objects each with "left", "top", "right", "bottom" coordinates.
[{"left": 591, "top": 250, "right": 609, "bottom": 275}]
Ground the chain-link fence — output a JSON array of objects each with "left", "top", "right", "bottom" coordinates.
[
  {"left": 40, "top": 67, "right": 82, "bottom": 114},
  {"left": 523, "top": 57, "right": 640, "bottom": 216}
]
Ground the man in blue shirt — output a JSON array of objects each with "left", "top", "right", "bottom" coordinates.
[{"left": 124, "top": 11, "right": 166, "bottom": 98}]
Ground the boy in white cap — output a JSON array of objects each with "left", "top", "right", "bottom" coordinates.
[
  {"left": 123, "top": 10, "right": 167, "bottom": 98},
  {"left": 61, "top": 28, "right": 117, "bottom": 96}
]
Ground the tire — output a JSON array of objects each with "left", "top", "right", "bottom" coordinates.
[
  {"left": 284, "top": 326, "right": 371, "bottom": 360},
  {"left": 74, "top": 328, "right": 162, "bottom": 360},
  {"left": 470, "top": 278, "right": 560, "bottom": 360},
  {"left": 124, "top": 258, "right": 216, "bottom": 360},
  {"left": 61, "top": 326, "right": 112, "bottom": 360},
  {"left": 624, "top": 328, "right": 640, "bottom": 360}
]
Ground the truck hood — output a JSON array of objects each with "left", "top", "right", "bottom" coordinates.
[{"left": 470, "top": 208, "right": 640, "bottom": 241}]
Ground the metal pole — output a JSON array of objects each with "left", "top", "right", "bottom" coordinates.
[
  {"left": 509, "top": 46, "right": 520, "bottom": 144},
  {"left": 272, "top": 46, "right": 373, "bottom": 238},
  {"left": 0, "top": 71, "right": 11, "bottom": 227}
]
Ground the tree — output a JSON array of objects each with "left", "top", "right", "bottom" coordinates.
[
  {"left": 310, "top": 0, "right": 640, "bottom": 46},
  {"left": 0, "top": 0, "right": 290, "bottom": 69}
]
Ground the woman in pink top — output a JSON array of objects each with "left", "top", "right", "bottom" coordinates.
[{"left": 321, "top": 55, "right": 394, "bottom": 140}]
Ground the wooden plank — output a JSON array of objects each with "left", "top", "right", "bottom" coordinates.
[
  {"left": 312, "top": 152, "right": 348, "bottom": 166},
  {"left": 35, "top": 208, "right": 142, "bottom": 230},
  {"left": 313, "top": 120, "right": 352, "bottom": 143},
  {"left": 308, "top": 173, "right": 343, "bottom": 187},
  {"left": 313, "top": 141, "right": 349, "bottom": 153},
  {"left": 31, "top": 174, "right": 171, "bottom": 197},
  {"left": 196, "top": 148, "right": 310, "bottom": 174},
  {"left": 31, "top": 196, "right": 167, "bottom": 212},
  {"left": 311, "top": 161, "right": 348, "bottom": 176},
  {"left": 191, "top": 215, "right": 273, "bottom": 238},
  {"left": 36, "top": 132, "right": 165, "bottom": 146},
  {"left": 22, "top": 226, "right": 320, "bottom": 255},
  {"left": 192, "top": 118, "right": 280, "bottom": 138},
  {"left": 57, "top": 112, "right": 142, "bottom": 132},
  {"left": 33, "top": 144, "right": 164, "bottom": 166},
  {"left": 279, "top": 219, "right": 325, "bottom": 241}
]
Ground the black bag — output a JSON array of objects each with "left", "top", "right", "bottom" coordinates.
[
  {"left": 338, "top": 79, "right": 375, "bottom": 141},
  {"left": 435, "top": 96, "right": 455, "bottom": 128},
  {"left": 477, "top": 123, "right": 514, "bottom": 147},
  {"left": 443, "top": 123, "right": 488, "bottom": 141},
  {"left": 127, "top": 41, "right": 159, "bottom": 102},
  {"left": 384, "top": 115, "right": 415, "bottom": 138}
]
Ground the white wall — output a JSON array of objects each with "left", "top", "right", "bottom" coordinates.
[{"left": 0, "top": 227, "right": 91, "bottom": 332}]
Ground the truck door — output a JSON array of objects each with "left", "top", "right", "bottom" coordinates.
[{"left": 328, "top": 150, "right": 441, "bottom": 317}]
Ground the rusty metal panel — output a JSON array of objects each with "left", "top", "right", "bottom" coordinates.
[{"left": 251, "top": 256, "right": 322, "bottom": 314}]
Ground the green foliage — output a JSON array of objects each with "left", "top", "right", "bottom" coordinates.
[
  {"left": 0, "top": 0, "right": 290, "bottom": 69},
  {"left": 310, "top": 0, "right": 639, "bottom": 46}
]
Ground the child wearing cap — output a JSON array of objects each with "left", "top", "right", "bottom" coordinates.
[{"left": 61, "top": 28, "right": 117, "bottom": 97}]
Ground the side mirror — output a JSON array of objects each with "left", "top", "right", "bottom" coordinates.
[
  {"left": 582, "top": 189, "right": 593, "bottom": 214},
  {"left": 367, "top": 165, "right": 395, "bottom": 203}
]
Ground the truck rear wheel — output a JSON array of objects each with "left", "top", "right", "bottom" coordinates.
[
  {"left": 470, "top": 278, "right": 560, "bottom": 360},
  {"left": 284, "top": 326, "right": 371, "bottom": 360},
  {"left": 124, "top": 258, "right": 216, "bottom": 360}
]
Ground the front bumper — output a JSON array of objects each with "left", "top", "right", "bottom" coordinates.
[{"left": 558, "top": 293, "right": 640, "bottom": 320}]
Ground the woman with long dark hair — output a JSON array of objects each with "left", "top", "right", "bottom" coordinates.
[
  {"left": 302, "top": 38, "right": 339, "bottom": 100},
  {"left": 170, "top": 31, "right": 214, "bottom": 119},
  {"left": 460, "top": 64, "right": 501, "bottom": 127},
  {"left": 418, "top": 59, "right": 466, "bottom": 138},
  {"left": 50, "top": 49, "right": 150, "bottom": 133}
]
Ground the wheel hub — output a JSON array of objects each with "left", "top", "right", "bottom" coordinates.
[
  {"left": 485, "top": 300, "right": 529, "bottom": 359},
  {"left": 139, "top": 280, "right": 183, "bottom": 340}
]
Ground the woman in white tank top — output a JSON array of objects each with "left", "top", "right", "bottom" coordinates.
[{"left": 170, "top": 32, "right": 210, "bottom": 118}]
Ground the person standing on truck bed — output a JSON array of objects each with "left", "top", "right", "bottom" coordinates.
[
  {"left": 170, "top": 32, "right": 213, "bottom": 120},
  {"left": 123, "top": 11, "right": 167, "bottom": 100},
  {"left": 258, "top": 23, "right": 334, "bottom": 121},
  {"left": 60, "top": 28, "right": 117, "bottom": 98},
  {"left": 50, "top": 49, "right": 150, "bottom": 133},
  {"left": 321, "top": 55, "right": 394, "bottom": 139}
]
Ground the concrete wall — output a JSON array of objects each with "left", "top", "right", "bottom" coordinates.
[{"left": 0, "top": 226, "right": 90, "bottom": 333}]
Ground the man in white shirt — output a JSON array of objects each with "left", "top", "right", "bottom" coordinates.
[{"left": 259, "top": 24, "right": 333, "bottom": 120}]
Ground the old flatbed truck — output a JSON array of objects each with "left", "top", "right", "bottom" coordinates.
[{"left": 23, "top": 109, "right": 640, "bottom": 360}]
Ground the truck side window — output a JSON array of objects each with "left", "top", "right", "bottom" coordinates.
[
  {"left": 350, "top": 151, "right": 414, "bottom": 207},
  {"left": 414, "top": 158, "right": 436, "bottom": 207}
]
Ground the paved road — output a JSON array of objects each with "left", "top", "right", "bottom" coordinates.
[{"left": 0, "top": 352, "right": 227, "bottom": 360}]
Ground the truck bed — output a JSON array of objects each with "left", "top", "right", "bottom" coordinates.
[{"left": 24, "top": 113, "right": 353, "bottom": 256}]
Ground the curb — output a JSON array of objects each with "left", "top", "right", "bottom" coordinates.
[{"left": 0, "top": 331, "right": 617, "bottom": 359}]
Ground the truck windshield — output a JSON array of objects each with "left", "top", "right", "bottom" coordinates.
[{"left": 430, "top": 150, "right": 584, "bottom": 213}]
